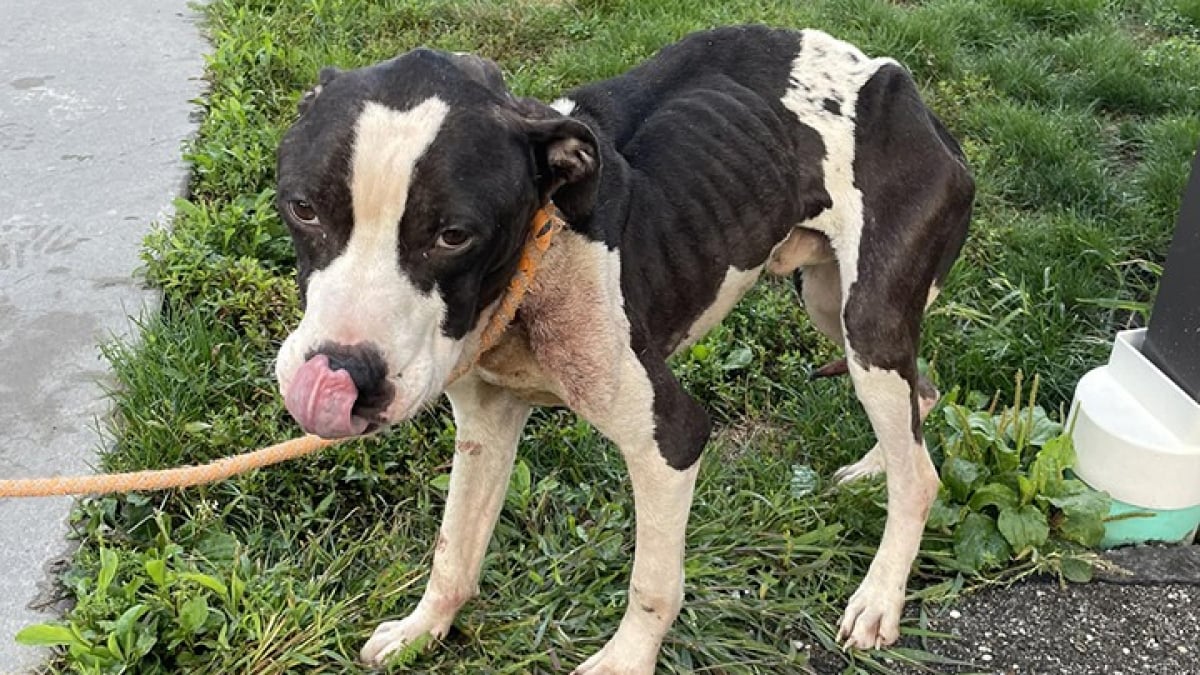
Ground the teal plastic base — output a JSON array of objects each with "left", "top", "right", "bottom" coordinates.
[{"left": 1101, "top": 499, "right": 1200, "bottom": 548}]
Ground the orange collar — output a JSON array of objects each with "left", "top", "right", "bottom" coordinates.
[{"left": 446, "top": 202, "right": 564, "bottom": 383}]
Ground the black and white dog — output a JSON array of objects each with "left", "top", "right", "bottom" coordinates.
[{"left": 275, "top": 25, "right": 972, "bottom": 672}]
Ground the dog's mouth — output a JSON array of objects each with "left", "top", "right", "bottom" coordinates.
[{"left": 284, "top": 354, "right": 386, "bottom": 438}]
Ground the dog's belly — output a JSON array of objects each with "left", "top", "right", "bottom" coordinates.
[
  {"left": 669, "top": 264, "right": 763, "bottom": 356},
  {"left": 667, "top": 227, "right": 837, "bottom": 356}
]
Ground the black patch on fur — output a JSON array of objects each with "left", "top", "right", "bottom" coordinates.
[
  {"left": 447, "top": 52, "right": 507, "bottom": 94},
  {"left": 842, "top": 64, "right": 973, "bottom": 440},
  {"left": 394, "top": 111, "right": 540, "bottom": 339},
  {"left": 822, "top": 97, "right": 841, "bottom": 115},
  {"left": 635, "top": 343, "right": 712, "bottom": 470},
  {"left": 277, "top": 74, "right": 363, "bottom": 304}
]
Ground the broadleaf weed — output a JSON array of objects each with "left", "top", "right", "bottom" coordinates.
[{"left": 927, "top": 373, "right": 1111, "bottom": 577}]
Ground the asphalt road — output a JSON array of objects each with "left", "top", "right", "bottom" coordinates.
[{"left": 807, "top": 544, "right": 1200, "bottom": 674}]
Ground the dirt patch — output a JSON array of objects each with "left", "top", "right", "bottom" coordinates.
[{"left": 889, "top": 580, "right": 1199, "bottom": 674}]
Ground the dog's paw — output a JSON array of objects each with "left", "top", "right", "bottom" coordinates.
[
  {"left": 836, "top": 578, "right": 903, "bottom": 651},
  {"left": 360, "top": 611, "right": 451, "bottom": 667},
  {"left": 833, "top": 445, "right": 885, "bottom": 484},
  {"left": 572, "top": 638, "right": 656, "bottom": 675}
]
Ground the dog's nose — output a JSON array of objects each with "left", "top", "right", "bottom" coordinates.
[{"left": 309, "top": 341, "right": 395, "bottom": 420}]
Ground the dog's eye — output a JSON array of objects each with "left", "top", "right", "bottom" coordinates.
[
  {"left": 436, "top": 228, "right": 473, "bottom": 250},
  {"left": 288, "top": 200, "right": 319, "bottom": 225}
]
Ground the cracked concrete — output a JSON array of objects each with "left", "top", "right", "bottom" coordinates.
[{"left": 0, "top": 1, "right": 207, "bottom": 671}]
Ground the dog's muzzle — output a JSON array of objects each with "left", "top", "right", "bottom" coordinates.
[{"left": 284, "top": 342, "right": 394, "bottom": 438}]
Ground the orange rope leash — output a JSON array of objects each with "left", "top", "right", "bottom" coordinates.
[
  {"left": 0, "top": 204, "right": 565, "bottom": 499},
  {"left": 0, "top": 435, "right": 338, "bottom": 498}
]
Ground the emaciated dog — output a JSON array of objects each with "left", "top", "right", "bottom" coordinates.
[{"left": 274, "top": 25, "right": 972, "bottom": 673}]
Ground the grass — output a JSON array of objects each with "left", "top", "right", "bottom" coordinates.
[{"left": 27, "top": 0, "right": 1200, "bottom": 673}]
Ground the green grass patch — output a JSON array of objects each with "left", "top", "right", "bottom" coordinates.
[{"left": 25, "top": 0, "right": 1200, "bottom": 672}]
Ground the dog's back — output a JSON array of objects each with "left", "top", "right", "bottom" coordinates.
[{"left": 554, "top": 26, "right": 970, "bottom": 359}]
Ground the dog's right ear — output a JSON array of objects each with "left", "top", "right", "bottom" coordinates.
[
  {"left": 298, "top": 67, "right": 341, "bottom": 116},
  {"left": 497, "top": 98, "right": 602, "bottom": 222},
  {"left": 526, "top": 117, "right": 600, "bottom": 195}
]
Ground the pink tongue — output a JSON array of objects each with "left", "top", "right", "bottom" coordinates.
[{"left": 285, "top": 354, "right": 370, "bottom": 438}]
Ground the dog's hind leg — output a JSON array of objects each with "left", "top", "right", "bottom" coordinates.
[
  {"left": 835, "top": 314, "right": 939, "bottom": 650},
  {"left": 833, "top": 228, "right": 970, "bottom": 647},
  {"left": 833, "top": 374, "right": 940, "bottom": 484},
  {"left": 832, "top": 226, "right": 948, "bottom": 648},
  {"left": 361, "top": 373, "right": 530, "bottom": 666},
  {"left": 796, "top": 260, "right": 943, "bottom": 485},
  {"left": 831, "top": 77, "right": 972, "bottom": 651},
  {"left": 572, "top": 349, "right": 709, "bottom": 675}
]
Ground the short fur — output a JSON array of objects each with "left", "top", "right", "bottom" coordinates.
[{"left": 275, "top": 25, "right": 973, "bottom": 673}]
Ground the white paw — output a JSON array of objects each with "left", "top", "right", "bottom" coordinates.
[
  {"left": 359, "top": 609, "right": 452, "bottom": 667},
  {"left": 572, "top": 638, "right": 656, "bottom": 675},
  {"left": 836, "top": 578, "right": 904, "bottom": 650},
  {"left": 833, "top": 445, "right": 885, "bottom": 484}
]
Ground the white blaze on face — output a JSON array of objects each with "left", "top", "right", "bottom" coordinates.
[{"left": 277, "top": 97, "right": 461, "bottom": 424}]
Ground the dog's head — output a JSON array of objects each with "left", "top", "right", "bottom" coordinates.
[{"left": 275, "top": 49, "right": 599, "bottom": 438}]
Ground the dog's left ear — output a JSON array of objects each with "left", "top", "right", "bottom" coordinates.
[
  {"left": 449, "top": 53, "right": 508, "bottom": 94},
  {"left": 525, "top": 117, "right": 601, "bottom": 220},
  {"left": 298, "top": 67, "right": 341, "bottom": 116}
]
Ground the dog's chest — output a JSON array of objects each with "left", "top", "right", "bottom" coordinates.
[
  {"left": 474, "top": 231, "right": 628, "bottom": 413},
  {"left": 476, "top": 323, "right": 568, "bottom": 407}
]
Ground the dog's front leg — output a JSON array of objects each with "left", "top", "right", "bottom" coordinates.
[
  {"left": 361, "top": 373, "right": 530, "bottom": 666},
  {"left": 573, "top": 351, "right": 709, "bottom": 675},
  {"left": 836, "top": 357, "right": 939, "bottom": 650}
]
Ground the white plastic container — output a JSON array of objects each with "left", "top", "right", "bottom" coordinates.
[{"left": 1069, "top": 328, "right": 1200, "bottom": 544}]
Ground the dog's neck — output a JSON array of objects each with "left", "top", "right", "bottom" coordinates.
[{"left": 448, "top": 203, "right": 564, "bottom": 384}]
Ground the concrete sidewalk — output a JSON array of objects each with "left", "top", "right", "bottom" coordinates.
[{"left": 0, "top": 1, "right": 207, "bottom": 671}]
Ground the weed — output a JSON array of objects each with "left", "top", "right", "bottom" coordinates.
[{"left": 925, "top": 374, "right": 1110, "bottom": 580}]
